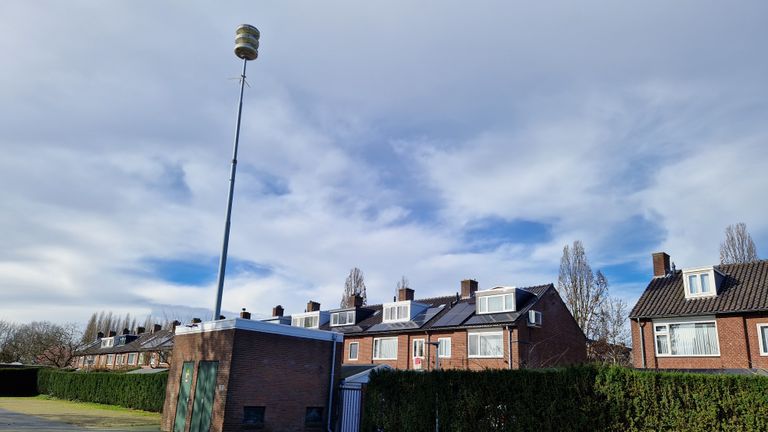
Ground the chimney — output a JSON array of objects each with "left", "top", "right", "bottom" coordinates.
[
  {"left": 191, "top": 317, "right": 202, "bottom": 324},
  {"left": 172, "top": 320, "right": 181, "bottom": 328},
  {"left": 398, "top": 287, "right": 414, "bottom": 301},
  {"left": 240, "top": 308, "right": 251, "bottom": 320},
  {"left": 652, "top": 252, "right": 671, "bottom": 277},
  {"left": 461, "top": 279, "right": 479, "bottom": 299},
  {"left": 152, "top": 324, "right": 162, "bottom": 333},
  {"left": 97, "top": 331, "right": 104, "bottom": 339},
  {"left": 136, "top": 326, "right": 145, "bottom": 335},
  {"left": 272, "top": 305, "right": 284, "bottom": 317},
  {"left": 353, "top": 294, "right": 364, "bottom": 308},
  {"left": 307, "top": 301, "right": 321, "bottom": 312},
  {"left": 108, "top": 330, "right": 116, "bottom": 337},
  {"left": 122, "top": 328, "right": 130, "bottom": 335}
]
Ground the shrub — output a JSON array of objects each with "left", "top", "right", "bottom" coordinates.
[
  {"left": 38, "top": 369, "right": 167, "bottom": 412},
  {"left": 362, "top": 365, "right": 768, "bottom": 432},
  {"left": 0, "top": 367, "right": 42, "bottom": 396}
]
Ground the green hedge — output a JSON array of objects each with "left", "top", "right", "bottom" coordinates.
[
  {"left": 362, "top": 365, "right": 768, "bottom": 432},
  {"left": 38, "top": 369, "right": 168, "bottom": 412},
  {"left": 0, "top": 367, "right": 42, "bottom": 396}
]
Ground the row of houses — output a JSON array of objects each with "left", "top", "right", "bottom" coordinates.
[{"left": 73, "top": 253, "right": 768, "bottom": 374}]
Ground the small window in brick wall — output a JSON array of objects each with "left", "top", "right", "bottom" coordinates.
[
  {"left": 243, "top": 406, "right": 265, "bottom": 428},
  {"left": 305, "top": 407, "right": 323, "bottom": 427}
]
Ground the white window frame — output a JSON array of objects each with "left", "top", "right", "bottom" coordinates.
[
  {"left": 138, "top": 352, "right": 145, "bottom": 365},
  {"left": 348, "top": 342, "right": 359, "bottom": 361},
  {"left": 682, "top": 267, "right": 718, "bottom": 299},
  {"left": 373, "top": 337, "right": 398, "bottom": 360},
  {"left": 331, "top": 311, "right": 356, "bottom": 327},
  {"left": 382, "top": 301, "right": 411, "bottom": 323},
  {"left": 757, "top": 324, "right": 768, "bottom": 356},
  {"left": 653, "top": 317, "right": 720, "bottom": 357},
  {"left": 437, "top": 337, "right": 451, "bottom": 358},
  {"left": 107, "top": 354, "right": 114, "bottom": 365},
  {"left": 475, "top": 287, "right": 516, "bottom": 315},
  {"left": 100, "top": 338, "right": 114, "bottom": 348},
  {"left": 291, "top": 312, "right": 320, "bottom": 329},
  {"left": 467, "top": 329, "right": 504, "bottom": 358},
  {"left": 128, "top": 353, "right": 136, "bottom": 365}
]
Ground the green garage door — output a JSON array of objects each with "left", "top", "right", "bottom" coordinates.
[
  {"left": 173, "top": 362, "right": 195, "bottom": 432},
  {"left": 189, "top": 361, "right": 219, "bottom": 432}
]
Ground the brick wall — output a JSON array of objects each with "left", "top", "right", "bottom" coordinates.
[
  {"left": 526, "top": 288, "right": 587, "bottom": 367},
  {"left": 631, "top": 313, "right": 768, "bottom": 370}
]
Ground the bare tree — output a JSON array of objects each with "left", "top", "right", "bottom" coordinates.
[
  {"left": 720, "top": 222, "right": 759, "bottom": 264},
  {"left": 340, "top": 267, "right": 367, "bottom": 308},
  {"left": 557, "top": 241, "right": 608, "bottom": 339},
  {"left": 2, "top": 321, "right": 82, "bottom": 367},
  {"left": 0, "top": 320, "right": 18, "bottom": 363},
  {"left": 590, "top": 298, "right": 631, "bottom": 365},
  {"left": 81, "top": 313, "right": 98, "bottom": 343}
]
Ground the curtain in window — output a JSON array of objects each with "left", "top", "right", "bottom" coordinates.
[
  {"left": 476, "top": 333, "right": 503, "bottom": 356},
  {"left": 375, "top": 339, "right": 397, "bottom": 359},
  {"left": 669, "top": 323, "right": 718, "bottom": 355}
]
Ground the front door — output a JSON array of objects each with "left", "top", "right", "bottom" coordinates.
[
  {"left": 412, "top": 339, "right": 425, "bottom": 370},
  {"left": 189, "top": 361, "right": 219, "bottom": 432},
  {"left": 173, "top": 362, "right": 194, "bottom": 432}
]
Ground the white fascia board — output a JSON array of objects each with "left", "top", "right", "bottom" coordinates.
[
  {"left": 174, "top": 318, "right": 343, "bottom": 343},
  {"left": 476, "top": 286, "right": 516, "bottom": 297}
]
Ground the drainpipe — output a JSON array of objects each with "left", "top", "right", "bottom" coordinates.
[
  {"left": 506, "top": 326, "right": 512, "bottom": 370},
  {"left": 327, "top": 333, "right": 337, "bottom": 432},
  {"left": 636, "top": 318, "right": 646, "bottom": 369}
]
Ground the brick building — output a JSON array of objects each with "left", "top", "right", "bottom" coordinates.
[
  {"left": 285, "top": 279, "right": 586, "bottom": 371},
  {"left": 162, "top": 314, "right": 342, "bottom": 432},
  {"left": 72, "top": 324, "right": 174, "bottom": 370},
  {"left": 630, "top": 253, "right": 768, "bottom": 371}
]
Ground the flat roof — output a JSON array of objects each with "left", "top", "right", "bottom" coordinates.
[{"left": 175, "top": 317, "right": 343, "bottom": 343}]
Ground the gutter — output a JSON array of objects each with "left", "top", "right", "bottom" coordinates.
[
  {"left": 327, "top": 333, "right": 338, "bottom": 432},
  {"left": 506, "top": 325, "right": 512, "bottom": 370}
]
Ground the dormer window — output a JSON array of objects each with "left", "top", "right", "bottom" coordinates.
[
  {"left": 683, "top": 266, "right": 721, "bottom": 299},
  {"left": 100, "top": 338, "right": 114, "bottom": 348},
  {"left": 331, "top": 310, "right": 355, "bottom": 327},
  {"left": 476, "top": 287, "right": 517, "bottom": 314},
  {"left": 292, "top": 312, "right": 320, "bottom": 328},
  {"left": 383, "top": 302, "right": 410, "bottom": 323}
]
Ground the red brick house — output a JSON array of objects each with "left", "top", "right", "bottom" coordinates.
[
  {"left": 285, "top": 279, "right": 586, "bottom": 371},
  {"left": 630, "top": 252, "right": 768, "bottom": 372},
  {"left": 71, "top": 324, "right": 174, "bottom": 371}
]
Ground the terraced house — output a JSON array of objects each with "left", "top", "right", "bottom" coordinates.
[
  {"left": 630, "top": 253, "right": 768, "bottom": 372},
  {"left": 72, "top": 324, "right": 174, "bottom": 370},
  {"left": 282, "top": 279, "right": 586, "bottom": 371}
]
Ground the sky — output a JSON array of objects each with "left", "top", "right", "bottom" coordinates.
[{"left": 1, "top": 1, "right": 767, "bottom": 325}]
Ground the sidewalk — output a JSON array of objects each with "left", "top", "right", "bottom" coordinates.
[{"left": 0, "top": 397, "right": 161, "bottom": 431}]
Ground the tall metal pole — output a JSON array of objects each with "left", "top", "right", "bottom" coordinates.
[{"left": 213, "top": 58, "right": 248, "bottom": 321}]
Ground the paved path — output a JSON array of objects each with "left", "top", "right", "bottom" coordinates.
[{"left": 0, "top": 408, "right": 160, "bottom": 431}]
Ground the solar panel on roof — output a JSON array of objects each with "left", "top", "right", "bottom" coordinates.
[{"left": 432, "top": 302, "right": 474, "bottom": 327}]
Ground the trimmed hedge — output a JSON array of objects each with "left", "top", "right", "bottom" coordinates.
[
  {"left": 0, "top": 367, "right": 42, "bottom": 396},
  {"left": 362, "top": 365, "right": 768, "bottom": 432},
  {"left": 38, "top": 369, "right": 168, "bottom": 412}
]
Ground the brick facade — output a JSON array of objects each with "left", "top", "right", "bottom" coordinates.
[
  {"left": 631, "top": 313, "right": 768, "bottom": 370},
  {"left": 162, "top": 320, "right": 342, "bottom": 432}
]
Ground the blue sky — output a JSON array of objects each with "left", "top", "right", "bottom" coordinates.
[{"left": 1, "top": 1, "right": 767, "bottom": 324}]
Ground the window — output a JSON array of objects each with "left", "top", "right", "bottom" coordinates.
[
  {"left": 383, "top": 302, "right": 410, "bottom": 323},
  {"left": 683, "top": 267, "right": 719, "bottom": 299},
  {"left": 292, "top": 314, "right": 319, "bottom": 328},
  {"left": 477, "top": 293, "right": 515, "bottom": 314},
  {"left": 128, "top": 353, "right": 136, "bottom": 365},
  {"left": 373, "top": 337, "right": 398, "bottom": 360},
  {"left": 331, "top": 311, "right": 356, "bottom": 327},
  {"left": 100, "top": 338, "right": 114, "bottom": 348},
  {"left": 348, "top": 342, "right": 359, "bottom": 361},
  {"left": 243, "top": 406, "right": 265, "bottom": 427},
  {"left": 654, "top": 320, "right": 719, "bottom": 356},
  {"left": 138, "top": 352, "right": 145, "bottom": 365},
  {"left": 412, "top": 339, "right": 425, "bottom": 358},
  {"left": 107, "top": 354, "right": 114, "bottom": 365},
  {"left": 468, "top": 330, "right": 504, "bottom": 358},
  {"left": 305, "top": 407, "right": 323, "bottom": 427},
  {"left": 438, "top": 338, "right": 451, "bottom": 358},
  {"left": 758, "top": 324, "right": 768, "bottom": 356}
]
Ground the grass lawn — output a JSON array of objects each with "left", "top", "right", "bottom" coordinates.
[{"left": 0, "top": 395, "right": 161, "bottom": 430}]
